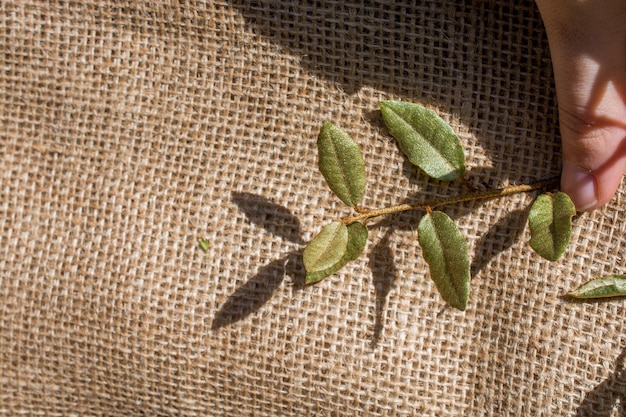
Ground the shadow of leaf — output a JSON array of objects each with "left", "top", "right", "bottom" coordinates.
[
  {"left": 212, "top": 255, "right": 288, "bottom": 329},
  {"left": 212, "top": 249, "right": 305, "bottom": 329},
  {"left": 577, "top": 349, "right": 626, "bottom": 417},
  {"left": 232, "top": 192, "right": 304, "bottom": 244},
  {"left": 368, "top": 230, "right": 398, "bottom": 347},
  {"left": 471, "top": 208, "right": 528, "bottom": 276}
]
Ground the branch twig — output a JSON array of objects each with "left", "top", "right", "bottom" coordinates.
[{"left": 341, "top": 176, "right": 560, "bottom": 224}]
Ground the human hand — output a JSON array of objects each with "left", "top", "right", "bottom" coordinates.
[{"left": 536, "top": 0, "right": 626, "bottom": 211}]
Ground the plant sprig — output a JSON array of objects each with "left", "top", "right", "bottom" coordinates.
[
  {"left": 303, "top": 100, "right": 623, "bottom": 309},
  {"left": 340, "top": 177, "right": 560, "bottom": 225}
]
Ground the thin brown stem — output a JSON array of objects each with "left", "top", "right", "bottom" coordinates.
[{"left": 341, "top": 176, "right": 560, "bottom": 224}]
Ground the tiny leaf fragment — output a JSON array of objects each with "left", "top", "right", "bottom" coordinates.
[
  {"left": 199, "top": 237, "right": 209, "bottom": 251},
  {"left": 567, "top": 274, "right": 626, "bottom": 299},
  {"left": 305, "top": 222, "right": 368, "bottom": 284},
  {"left": 380, "top": 101, "right": 465, "bottom": 181},
  {"left": 418, "top": 211, "right": 470, "bottom": 310},
  {"left": 528, "top": 192, "right": 576, "bottom": 261},
  {"left": 317, "top": 121, "right": 367, "bottom": 207}
]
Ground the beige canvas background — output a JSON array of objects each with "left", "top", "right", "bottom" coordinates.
[{"left": 1, "top": 1, "right": 624, "bottom": 415}]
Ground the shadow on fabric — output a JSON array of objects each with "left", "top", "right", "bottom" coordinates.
[
  {"left": 219, "top": 191, "right": 407, "bottom": 344},
  {"left": 211, "top": 250, "right": 304, "bottom": 329},
  {"left": 577, "top": 349, "right": 626, "bottom": 417},
  {"left": 212, "top": 193, "right": 306, "bottom": 329},
  {"left": 228, "top": 0, "right": 560, "bottom": 183},
  {"left": 220, "top": 190, "right": 537, "bottom": 345}
]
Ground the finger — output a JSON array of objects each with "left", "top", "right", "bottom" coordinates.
[{"left": 536, "top": 0, "right": 626, "bottom": 211}]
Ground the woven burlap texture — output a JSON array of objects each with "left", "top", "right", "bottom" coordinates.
[{"left": 1, "top": 1, "right": 624, "bottom": 416}]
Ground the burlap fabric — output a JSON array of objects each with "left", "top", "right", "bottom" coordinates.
[{"left": 1, "top": 1, "right": 624, "bottom": 415}]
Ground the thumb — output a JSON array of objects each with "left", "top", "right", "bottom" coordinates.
[{"left": 537, "top": 1, "right": 626, "bottom": 211}]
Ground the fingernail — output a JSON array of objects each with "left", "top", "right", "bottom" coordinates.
[{"left": 561, "top": 161, "right": 598, "bottom": 211}]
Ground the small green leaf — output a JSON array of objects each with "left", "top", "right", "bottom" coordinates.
[
  {"left": 303, "top": 221, "right": 349, "bottom": 274},
  {"left": 380, "top": 101, "right": 465, "bottom": 181},
  {"left": 567, "top": 275, "right": 626, "bottom": 299},
  {"left": 418, "top": 211, "right": 470, "bottom": 310},
  {"left": 305, "top": 222, "right": 368, "bottom": 284},
  {"left": 199, "top": 237, "right": 209, "bottom": 251},
  {"left": 317, "top": 121, "right": 367, "bottom": 207},
  {"left": 528, "top": 192, "right": 576, "bottom": 261}
]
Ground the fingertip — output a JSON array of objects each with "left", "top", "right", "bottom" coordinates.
[
  {"left": 561, "top": 159, "right": 625, "bottom": 211},
  {"left": 561, "top": 161, "right": 598, "bottom": 211}
]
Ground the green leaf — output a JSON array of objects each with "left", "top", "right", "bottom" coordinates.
[
  {"left": 199, "top": 237, "right": 209, "bottom": 251},
  {"left": 380, "top": 101, "right": 465, "bottom": 181},
  {"left": 305, "top": 222, "right": 368, "bottom": 284},
  {"left": 528, "top": 192, "right": 576, "bottom": 261},
  {"left": 317, "top": 121, "right": 367, "bottom": 207},
  {"left": 303, "top": 221, "right": 349, "bottom": 274},
  {"left": 418, "top": 211, "right": 470, "bottom": 310},
  {"left": 567, "top": 275, "right": 626, "bottom": 299}
]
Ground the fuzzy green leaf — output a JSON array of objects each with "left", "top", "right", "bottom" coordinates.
[
  {"left": 305, "top": 222, "right": 368, "bottom": 284},
  {"left": 303, "top": 221, "right": 348, "bottom": 274},
  {"left": 567, "top": 275, "right": 626, "bottom": 299},
  {"left": 317, "top": 121, "right": 366, "bottom": 207},
  {"left": 418, "top": 211, "right": 470, "bottom": 310},
  {"left": 380, "top": 101, "right": 465, "bottom": 181},
  {"left": 528, "top": 192, "right": 576, "bottom": 261}
]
